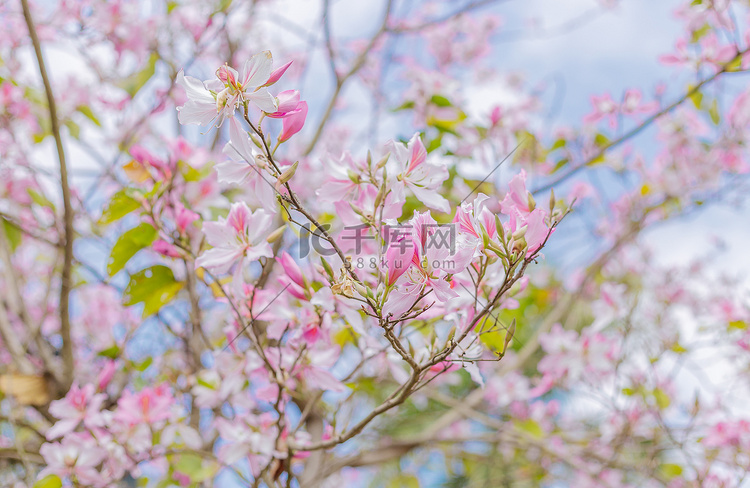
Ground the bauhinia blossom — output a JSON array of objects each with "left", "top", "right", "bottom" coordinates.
[
  {"left": 195, "top": 202, "right": 274, "bottom": 277},
  {"left": 176, "top": 51, "right": 280, "bottom": 127},
  {"left": 388, "top": 133, "right": 450, "bottom": 212}
]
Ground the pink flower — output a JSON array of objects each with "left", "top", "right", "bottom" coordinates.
[
  {"left": 39, "top": 433, "right": 106, "bottom": 486},
  {"left": 153, "top": 239, "right": 181, "bottom": 258},
  {"left": 46, "top": 383, "right": 106, "bottom": 440},
  {"left": 384, "top": 228, "right": 415, "bottom": 286},
  {"left": 277, "top": 251, "right": 308, "bottom": 300},
  {"left": 113, "top": 384, "right": 174, "bottom": 426},
  {"left": 383, "top": 211, "right": 474, "bottom": 317},
  {"left": 195, "top": 202, "right": 274, "bottom": 276},
  {"left": 278, "top": 101, "right": 308, "bottom": 142},
  {"left": 175, "top": 203, "right": 199, "bottom": 234},
  {"left": 583, "top": 93, "right": 618, "bottom": 129},
  {"left": 265, "top": 90, "right": 304, "bottom": 118},
  {"left": 389, "top": 133, "right": 450, "bottom": 212},
  {"left": 262, "top": 60, "right": 293, "bottom": 87},
  {"left": 621, "top": 89, "right": 657, "bottom": 116},
  {"left": 96, "top": 360, "right": 116, "bottom": 391},
  {"left": 176, "top": 51, "right": 279, "bottom": 128}
]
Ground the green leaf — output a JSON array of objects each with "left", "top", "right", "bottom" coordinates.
[
  {"left": 594, "top": 133, "right": 610, "bottom": 147},
  {"left": 690, "top": 23, "right": 711, "bottom": 43},
  {"left": 77, "top": 105, "right": 102, "bottom": 127},
  {"left": 123, "top": 265, "right": 184, "bottom": 317},
  {"left": 107, "top": 223, "right": 158, "bottom": 276},
  {"left": 709, "top": 99, "right": 720, "bottom": 125},
  {"left": 99, "top": 190, "right": 141, "bottom": 225},
  {"left": 64, "top": 119, "right": 80, "bottom": 139},
  {"left": 550, "top": 138, "right": 567, "bottom": 151},
  {"left": 388, "top": 474, "right": 419, "bottom": 488},
  {"left": 426, "top": 134, "right": 443, "bottom": 153},
  {"left": 729, "top": 320, "right": 747, "bottom": 330},
  {"left": 134, "top": 356, "right": 153, "bottom": 372},
  {"left": 2, "top": 218, "right": 22, "bottom": 252},
  {"left": 98, "top": 344, "right": 121, "bottom": 359},
  {"left": 552, "top": 158, "right": 569, "bottom": 173},
  {"left": 430, "top": 94, "right": 452, "bottom": 107},
  {"left": 117, "top": 52, "right": 159, "bottom": 97},
  {"left": 393, "top": 100, "right": 415, "bottom": 111},
  {"left": 670, "top": 342, "right": 688, "bottom": 354},
  {"left": 653, "top": 388, "right": 671, "bottom": 409},
  {"left": 725, "top": 56, "right": 743, "bottom": 72},
  {"left": 514, "top": 419, "right": 544, "bottom": 439},
  {"left": 688, "top": 88, "right": 703, "bottom": 109},
  {"left": 659, "top": 463, "right": 683, "bottom": 480},
  {"left": 34, "top": 475, "right": 62, "bottom": 488},
  {"left": 27, "top": 188, "right": 55, "bottom": 209}
]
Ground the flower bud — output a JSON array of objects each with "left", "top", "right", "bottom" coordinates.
[
  {"left": 266, "top": 225, "right": 287, "bottom": 243},
  {"left": 278, "top": 161, "right": 298, "bottom": 184}
]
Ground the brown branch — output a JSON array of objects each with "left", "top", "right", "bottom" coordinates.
[
  {"left": 302, "top": 0, "right": 395, "bottom": 156},
  {"left": 21, "top": 0, "right": 75, "bottom": 390}
]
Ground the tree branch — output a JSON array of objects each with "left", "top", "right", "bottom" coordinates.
[{"left": 21, "top": 0, "right": 75, "bottom": 390}]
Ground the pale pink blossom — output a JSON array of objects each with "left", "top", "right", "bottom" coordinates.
[
  {"left": 176, "top": 51, "right": 279, "bottom": 128},
  {"left": 278, "top": 101, "right": 308, "bottom": 142},
  {"left": 195, "top": 202, "right": 274, "bottom": 276},
  {"left": 39, "top": 433, "right": 107, "bottom": 486},
  {"left": 47, "top": 383, "right": 107, "bottom": 440},
  {"left": 388, "top": 133, "right": 450, "bottom": 212}
]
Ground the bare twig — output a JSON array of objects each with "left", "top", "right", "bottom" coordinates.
[{"left": 21, "top": 0, "right": 75, "bottom": 390}]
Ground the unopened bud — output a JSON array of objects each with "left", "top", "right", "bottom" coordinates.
[
  {"left": 266, "top": 225, "right": 286, "bottom": 243},
  {"left": 373, "top": 184, "right": 385, "bottom": 209},
  {"left": 278, "top": 161, "right": 298, "bottom": 184},
  {"left": 512, "top": 236, "right": 527, "bottom": 254},
  {"left": 527, "top": 192, "right": 536, "bottom": 212},
  {"left": 255, "top": 154, "right": 268, "bottom": 169},
  {"left": 376, "top": 152, "right": 390, "bottom": 169},
  {"left": 511, "top": 225, "right": 527, "bottom": 241},
  {"left": 549, "top": 188, "right": 556, "bottom": 214},
  {"left": 354, "top": 282, "right": 368, "bottom": 298},
  {"left": 320, "top": 258, "right": 334, "bottom": 280}
]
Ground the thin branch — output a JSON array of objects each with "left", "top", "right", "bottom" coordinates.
[
  {"left": 532, "top": 49, "right": 750, "bottom": 195},
  {"left": 21, "top": 0, "right": 75, "bottom": 390}
]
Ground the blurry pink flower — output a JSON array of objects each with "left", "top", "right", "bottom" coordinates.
[
  {"left": 195, "top": 202, "right": 274, "bottom": 275},
  {"left": 621, "top": 89, "right": 657, "bottom": 116},
  {"left": 500, "top": 170, "right": 532, "bottom": 216},
  {"left": 278, "top": 101, "right": 308, "bottom": 142},
  {"left": 97, "top": 360, "right": 116, "bottom": 391},
  {"left": 39, "top": 433, "right": 106, "bottom": 486},
  {"left": 114, "top": 384, "right": 174, "bottom": 426},
  {"left": 277, "top": 251, "right": 308, "bottom": 300},
  {"left": 175, "top": 203, "right": 199, "bottom": 234},
  {"left": 153, "top": 239, "right": 181, "bottom": 258},
  {"left": 47, "top": 383, "right": 106, "bottom": 440},
  {"left": 583, "top": 93, "right": 618, "bottom": 128}
]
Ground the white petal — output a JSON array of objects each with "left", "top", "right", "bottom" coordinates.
[
  {"left": 246, "top": 88, "right": 278, "bottom": 113},
  {"left": 242, "top": 51, "right": 274, "bottom": 88}
]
